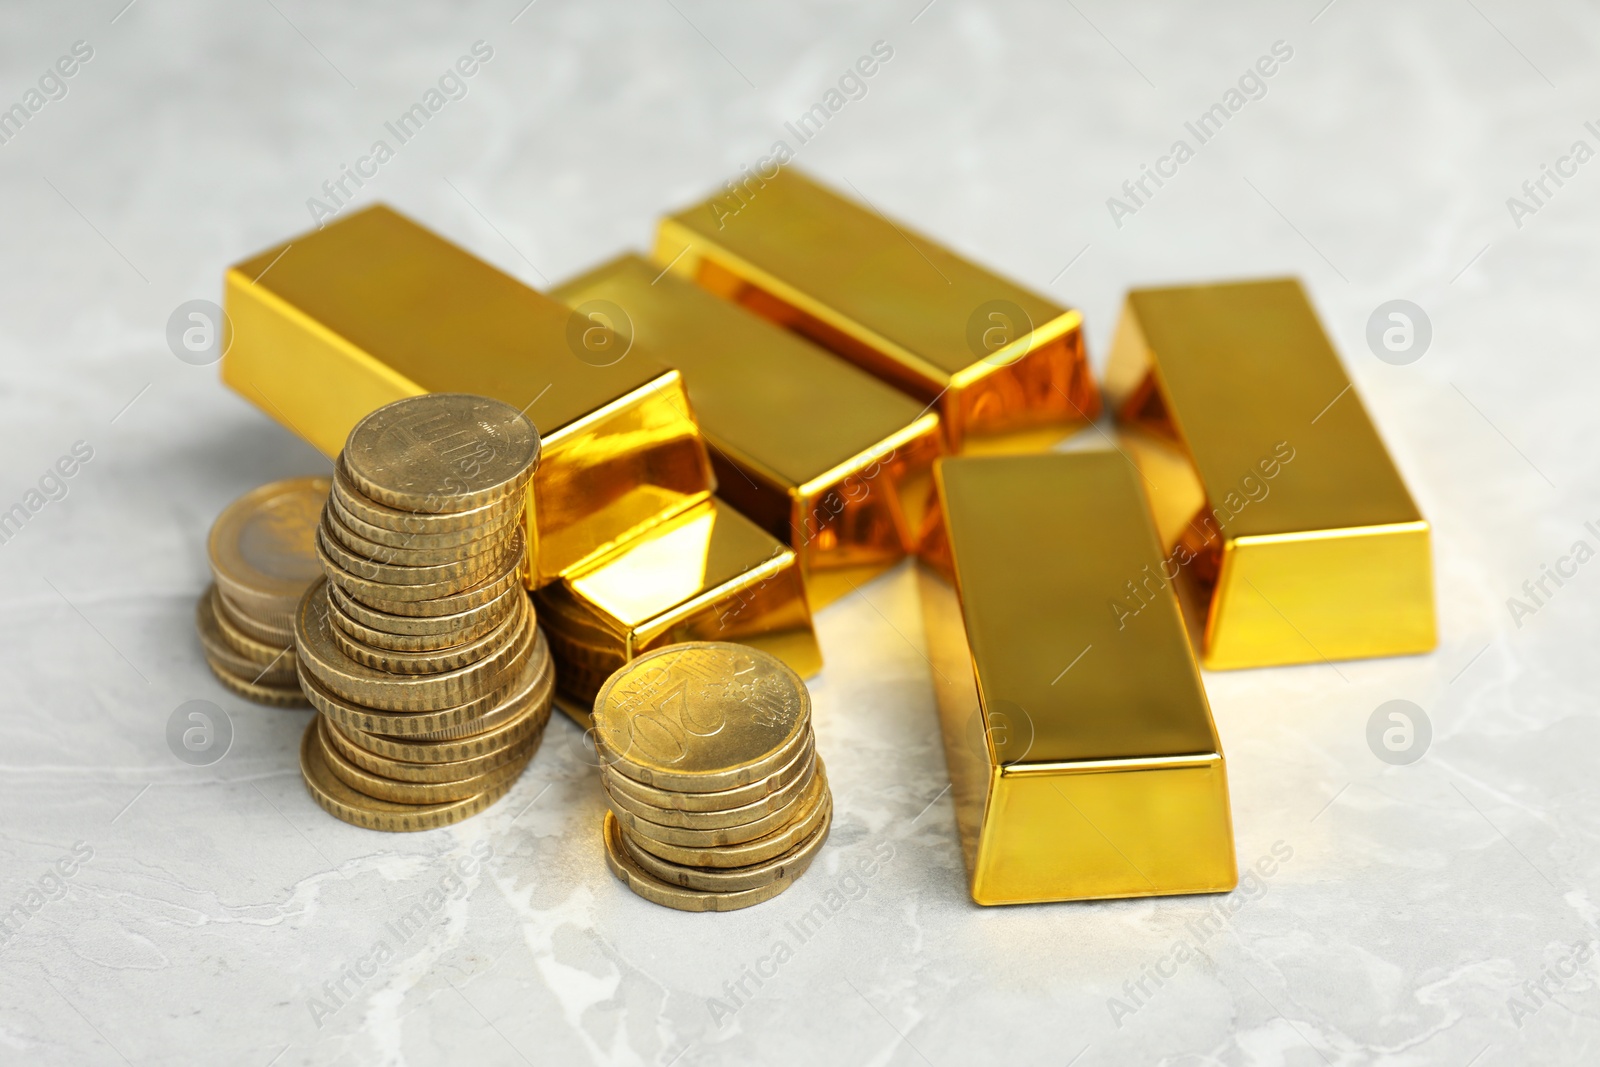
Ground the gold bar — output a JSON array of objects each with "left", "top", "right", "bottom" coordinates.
[
  {"left": 655, "top": 169, "right": 1100, "bottom": 454},
  {"left": 1105, "top": 278, "right": 1436, "bottom": 669},
  {"left": 919, "top": 451, "right": 1236, "bottom": 905},
  {"left": 535, "top": 497, "right": 820, "bottom": 727},
  {"left": 221, "top": 204, "right": 715, "bottom": 588},
  {"left": 551, "top": 254, "right": 944, "bottom": 609}
]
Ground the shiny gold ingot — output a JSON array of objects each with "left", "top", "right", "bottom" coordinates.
[
  {"left": 919, "top": 451, "right": 1237, "bottom": 905},
  {"left": 553, "top": 254, "right": 943, "bottom": 607},
  {"left": 1105, "top": 278, "right": 1437, "bottom": 669},
  {"left": 222, "top": 204, "right": 715, "bottom": 587},
  {"left": 537, "top": 501, "right": 821, "bottom": 726},
  {"left": 656, "top": 169, "right": 1100, "bottom": 454}
]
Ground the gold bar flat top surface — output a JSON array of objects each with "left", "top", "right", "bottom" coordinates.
[
  {"left": 233, "top": 205, "right": 666, "bottom": 432},
  {"left": 661, "top": 169, "right": 1078, "bottom": 388},
  {"left": 937, "top": 451, "right": 1218, "bottom": 765},
  {"left": 551, "top": 254, "right": 934, "bottom": 489},
  {"left": 1125, "top": 279, "right": 1420, "bottom": 537}
]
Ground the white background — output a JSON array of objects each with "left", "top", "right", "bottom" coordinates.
[{"left": 1, "top": 1, "right": 1596, "bottom": 1064}]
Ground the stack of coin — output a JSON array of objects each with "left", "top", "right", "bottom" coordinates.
[
  {"left": 593, "top": 642, "right": 832, "bottom": 911},
  {"left": 533, "top": 584, "right": 625, "bottom": 715},
  {"left": 294, "top": 393, "right": 554, "bottom": 831},
  {"left": 199, "top": 477, "right": 328, "bottom": 707}
]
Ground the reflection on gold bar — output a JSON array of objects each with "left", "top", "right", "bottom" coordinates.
[
  {"left": 535, "top": 497, "right": 820, "bottom": 727},
  {"left": 221, "top": 204, "right": 714, "bottom": 588},
  {"left": 655, "top": 169, "right": 1099, "bottom": 454},
  {"left": 551, "top": 254, "right": 944, "bottom": 609},
  {"left": 919, "top": 451, "right": 1236, "bottom": 905},
  {"left": 1105, "top": 278, "right": 1436, "bottom": 669}
]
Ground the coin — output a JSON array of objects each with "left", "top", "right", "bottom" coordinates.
[
  {"left": 619, "top": 801, "right": 831, "bottom": 893},
  {"left": 209, "top": 477, "right": 329, "bottom": 628},
  {"left": 320, "top": 713, "right": 537, "bottom": 786},
  {"left": 338, "top": 638, "right": 554, "bottom": 759},
  {"left": 316, "top": 716, "right": 531, "bottom": 804},
  {"left": 327, "top": 577, "right": 523, "bottom": 638},
  {"left": 602, "top": 812, "right": 799, "bottom": 912},
  {"left": 197, "top": 591, "right": 297, "bottom": 687},
  {"left": 603, "top": 734, "right": 815, "bottom": 814},
  {"left": 605, "top": 747, "right": 818, "bottom": 829},
  {"left": 205, "top": 657, "right": 308, "bottom": 707},
  {"left": 612, "top": 766, "right": 826, "bottom": 848},
  {"left": 298, "top": 661, "right": 512, "bottom": 736},
  {"left": 215, "top": 588, "right": 296, "bottom": 647},
  {"left": 209, "top": 586, "right": 295, "bottom": 666},
  {"left": 296, "top": 580, "right": 534, "bottom": 711},
  {"left": 337, "top": 546, "right": 524, "bottom": 617},
  {"left": 323, "top": 505, "right": 508, "bottom": 567},
  {"left": 329, "top": 487, "right": 521, "bottom": 550},
  {"left": 624, "top": 771, "right": 831, "bottom": 869},
  {"left": 316, "top": 520, "right": 515, "bottom": 600},
  {"left": 331, "top": 592, "right": 527, "bottom": 675},
  {"left": 299, "top": 719, "right": 514, "bottom": 832},
  {"left": 342, "top": 394, "right": 540, "bottom": 513},
  {"left": 332, "top": 458, "right": 523, "bottom": 535},
  {"left": 594, "top": 643, "right": 810, "bottom": 793},
  {"left": 326, "top": 589, "right": 508, "bottom": 652}
]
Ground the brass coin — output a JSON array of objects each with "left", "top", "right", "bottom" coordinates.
[
  {"left": 613, "top": 764, "right": 826, "bottom": 848},
  {"left": 619, "top": 801, "right": 831, "bottom": 893},
  {"left": 328, "top": 486, "right": 521, "bottom": 550},
  {"left": 322, "top": 713, "right": 539, "bottom": 784},
  {"left": 296, "top": 580, "right": 534, "bottom": 712},
  {"left": 298, "top": 661, "right": 512, "bottom": 736},
  {"left": 604, "top": 733, "right": 815, "bottom": 814},
  {"left": 327, "top": 577, "right": 523, "bottom": 638},
  {"left": 197, "top": 591, "right": 297, "bottom": 686},
  {"left": 204, "top": 657, "right": 309, "bottom": 707},
  {"left": 602, "top": 812, "right": 800, "bottom": 912},
  {"left": 332, "top": 458, "right": 522, "bottom": 535},
  {"left": 626, "top": 772, "right": 832, "bottom": 869},
  {"left": 342, "top": 394, "right": 540, "bottom": 513},
  {"left": 327, "top": 591, "right": 511, "bottom": 652},
  {"left": 215, "top": 588, "right": 296, "bottom": 646},
  {"left": 343, "top": 638, "right": 555, "bottom": 758},
  {"left": 299, "top": 719, "right": 513, "bottom": 831},
  {"left": 316, "top": 717, "right": 531, "bottom": 803},
  {"left": 337, "top": 545, "right": 524, "bottom": 617},
  {"left": 331, "top": 592, "right": 527, "bottom": 675},
  {"left": 316, "top": 519, "right": 515, "bottom": 600},
  {"left": 209, "top": 586, "right": 295, "bottom": 666},
  {"left": 605, "top": 746, "right": 818, "bottom": 828},
  {"left": 594, "top": 643, "right": 810, "bottom": 793},
  {"left": 323, "top": 504, "right": 508, "bottom": 567},
  {"left": 208, "top": 477, "right": 329, "bottom": 628}
]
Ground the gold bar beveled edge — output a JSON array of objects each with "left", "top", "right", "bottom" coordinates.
[{"left": 996, "top": 751, "right": 1224, "bottom": 778}]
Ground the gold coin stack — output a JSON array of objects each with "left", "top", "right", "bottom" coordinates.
[
  {"left": 199, "top": 477, "right": 328, "bottom": 707},
  {"left": 593, "top": 642, "right": 832, "bottom": 911},
  {"left": 294, "top": 393, "right": 555, "bottom": 832}
]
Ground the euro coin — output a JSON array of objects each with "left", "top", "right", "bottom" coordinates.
[
  {"left": 618, "top": 801, "right": 831, "bottom": 893},
  {"left": 316, "top": 716, "right": 531, "bottom": 804},
  {"left": 332, "top": 458, "right": 521, "bottom": 535},
  {"left": 327, "top": 578, "right": 523, "bottom": 638},
  {"left": 204, "top": 657, "right": 308, "bottom": 707},
  {"left": 604, "top": 746, "right": 818, "bottom": 829},
  {"left": 316, "top": 520, "right": 516, "bottom": 600},
  {"left": 603, "top": 734, "right": 815, "bottom": 814},
  {"left": 602, "top": 812, "right": 799, "bottom": 912},
  {"left": 331, "top": 593, "right": 527, "bottom": 675},
  {"left": 624, "top": 772, "right": 831, "bottom": 869},
  {"left": 612, "top": 766, "right": 826, "bottom": 848},
  {"left": 197, "top": 591, "right": 296, "bottom": 687},
  {"left": 337, "top": 545, "right": 524, "bottom": 617},
  {"left": 342, "top": 394, "right": 540, "bottom": 513},
  {"left": 208, "top": 477, "right": 328, "bottom": 629}
]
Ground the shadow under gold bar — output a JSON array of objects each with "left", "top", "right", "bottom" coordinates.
[
  {"left": 1105, "top": 277, "right": 1436, "bottom": 669},
  {"left": 221, "top": 204, "right": 714, "bottom": 588},
  {"left": 551, "top": 253, "right": 944, "bottom": 609},
  {"left": 919, "top": 451, "right": 1236, "bottom": 905},
  {"left": 534, "top": 497, "right": 820, "bottom": 727},
  {"left": 654, "top": 169, "right": 1100, "bottom": 454}
]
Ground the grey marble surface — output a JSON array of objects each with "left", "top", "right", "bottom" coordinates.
[{"left": 1, "top": 1, "right": 1597, "bottom": 1064}]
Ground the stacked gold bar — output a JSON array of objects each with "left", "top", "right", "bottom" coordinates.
[
  {"left": 294, "top": 394, "right": 554, "bottom": 831},
  {"left": 593, "top": 644, "right": 831, "bottom": 911},
  {"left": 198, "top": 477, "right": 327, "bottom": 707},
  {"left": 552, "top": 254, "right": 944, "bottom": 608},
  {"left": 1105, "top": 278, "right": 1436, "bottom": 668},
  {"left": 920, "top": 451, "right": 1236, "bottom": 904},
  {"left": 656, "top": 169, "right": 1100, "bottom": 454}
]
